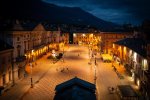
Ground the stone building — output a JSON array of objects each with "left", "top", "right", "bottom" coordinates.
[
  {"left": 72, "top": 32, "right": 132, "bottom": 54},
  {"left": 100, "top": 32, "right": 133, "bottom": 54},
  {"left": 114, "top": 38, "right": 149, "bottom": 99},
  {"left": 73, "top": 32, "right": 101, "bottom": 52},
  {"left": 0, "top": 20, "right": 31, "bottom": 82},
  {"left": 0, "top": 20, "right": 69, "bottom": 84},
  {"left": 0, "top": 40, "right": 13, "bottom": 93}
]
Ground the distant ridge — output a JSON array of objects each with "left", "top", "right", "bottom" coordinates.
[{"left": 0, "top": 0, "right": 120, "bottom": 31}]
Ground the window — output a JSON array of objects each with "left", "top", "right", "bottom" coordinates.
[
  {"left": 142, "top": 59, "right": 148, "bottom": 70},
  {"left": 9, "top": 71, "right": 11, "bottom": 81},
  {"left": 17, "top": 37, "right": 20, "bottom": 41},
  {"left": 2, "top": 74, "right": 6, "bottom": 85},
  {"left": 8, "top": 56, "right": 11, "bottom": 62},
  {"left": 2, "top": 57, "right": 5, "bottom": 64},
  {"left": 17, "top": 45, "right": 21, "bottom": 57}
]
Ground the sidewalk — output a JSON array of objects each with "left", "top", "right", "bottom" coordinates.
[
  {"left": 112, "top": 61, "right": 138, "bottom": 89},
  {"left": 0, "top": 52, "right": 53, "bottom": 100}
]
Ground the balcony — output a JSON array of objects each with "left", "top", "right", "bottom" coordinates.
[{"left": 16, "top": 56, "right": 26, "bottom": 62}]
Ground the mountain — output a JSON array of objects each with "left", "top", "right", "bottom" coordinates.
[{"left": 0, "top": 0, "right": 119, "bottom": 31}]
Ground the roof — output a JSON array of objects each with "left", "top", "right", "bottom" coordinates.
[
  {"left": 54, "top": 77, "right": 96, "bottom": 100},
  {"left": 114, "top": 38, "right": 147, "bottom": 57},
  {"left": 0, "top": 40, "right": 13, "bottom": 52},
  {"left": 0, "top": 20, "right": 37, "bottom": 31},
  {"left": 100, "top": 32, "right": 132, "bottom": 34},
  {"left": 12, "top": 20, "right": 24, "bottom": 31},
  {"left": 117, "top": 85, "right": 138, "bottom": 97},
  {"left": 21, "top": 21, "right": 37, "bottom": 31},
  {"left": 33, "top": 23, "right": 46, "bottom": 31}
]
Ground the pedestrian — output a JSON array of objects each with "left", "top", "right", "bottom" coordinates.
[
  {"left": 95, "top": 59, "right": 97, "bottom": 65},
  {"left": 111, "top": 87, "right": 114, "bottom": 91},
  {"left": 24, "top": 73, "right": 26, "bottom": 77},
  {"left": 114, "top": 67, "right": 116, "bottom": 71},
  {"left": 119, "top": 62, "right": 120, "bottom": 66},
  {"left": 111, "top": 87, "right": 115, "bottom": 93}
]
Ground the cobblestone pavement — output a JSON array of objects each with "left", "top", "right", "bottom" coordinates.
[
  {"left": 0, "top": 51, "right": 54, "bottom": 100},
  {"left": 22, "top": 45, "right": 94, "bottom": 100},
  {"left": 96, "top": 54, "right": 137, "bottom": 100},
  {"left": 0, "top": 45, "right": 137, "bottom": 100}
]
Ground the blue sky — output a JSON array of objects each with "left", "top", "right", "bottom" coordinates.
[{"left": 43, "top": 0, "right": 150, "bottom": 25}]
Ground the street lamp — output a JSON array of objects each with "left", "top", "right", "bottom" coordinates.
[
  {"left": 30, "top": 50, "right": 34, "bottom": 88},
  {"left": 88, "top": 45, "right": 92, "bottom": 65},
  {"left": 52, "top": 50, "right": 56, "bottom": 64},
  {"left": 29, "top": 63, "right": 33, "bottom": 88},
  {"left": 62, "top": 43, "right": 65, "bottom": 62},
  {"left": 11, "top": 58, "right": 15, "bottom": 86},
  {"left": 94, "top": 56, "right": 97, "bottom": 85}
]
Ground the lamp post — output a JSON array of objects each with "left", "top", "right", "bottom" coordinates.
[
  {"left": 30, "top": 63, "right": 33, "bottom": 88},
  {"left": 88, "top": 44, "right": 91, "bottom": 65},
  {"left": 62, "top": 44, "right": 65, "bottom": 62},
  {"left": 30, "top": 50, "right": 34, "bottom": 88},
  {"left": 94, "top": 56, "right": 97, "bottom": 85},
  {"left": 52, "top": 50, "right": 56, "bottom": 64},
  {"left": 11, "top": 58, "right": 15, "bottom": 86}
]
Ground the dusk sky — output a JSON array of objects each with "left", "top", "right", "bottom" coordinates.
[{"left": 43, "top": 0, "right": 150, "bottom": 25}]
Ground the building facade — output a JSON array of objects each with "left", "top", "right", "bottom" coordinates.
[
  {"left": 0, "top": 20, "right": 69, "bottom": 85},
  {"left": 72, "top": 32, "right": 133, "bottom": 54},
  {"left": 100, "top": 32, "right": 132, "bottom": 54},
  {"left": 113, "top": 38, "right": 149, "bottom": 99},
  {"left": 0, "top": 41, "right": 13, "bottom": 93}
]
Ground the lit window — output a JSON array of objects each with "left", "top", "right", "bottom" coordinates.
[
  {"left": 17, "top": 37, "right": 20, "bottom": 41},
  {"left": 142, "top": 59, "right": 148, "bottom": 70},
  {"left": 129, "top": 50, "right": 132, "bottom": 57},
  {"left": 133, "top": 52, "right": 137, "bottom": 62}
]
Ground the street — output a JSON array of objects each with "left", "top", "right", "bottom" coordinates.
[{"left": 0, "top": 44, "right": 136, "bottom": 100}]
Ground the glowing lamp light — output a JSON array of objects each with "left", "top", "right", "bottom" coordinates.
[
  {"left": 73, "top": 33, "right": 76, "bottom": 37},
  {"left": 113, "top": 44, "right": 115, "bottom": 48},
  {"left": 32, "top": 50, "right": 34, "bottom": 53},
  {"left": 82, "top": 34, "right": 85, "bottom": 37},
  {"left": 133, "top": 52, "right": 137, "bottom": 62},
  {"left": 137, "top": 79, "right": 140, "bottom": 87},
  {"left": 143, "top": 59, "right": 148, "bottom": 70}
]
